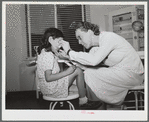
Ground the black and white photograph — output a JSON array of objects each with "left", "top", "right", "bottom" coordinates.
[{"left": 2, "top": 1, "right": 148, "bottom": 121}]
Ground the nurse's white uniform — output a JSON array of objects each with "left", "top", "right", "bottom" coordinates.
[{"left": 69, "top": 31, "right": 144, "bottom": 104}]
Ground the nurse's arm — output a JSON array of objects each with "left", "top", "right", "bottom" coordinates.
[{"left": 69, "top": 36, "right": 115, "bottom": 66}]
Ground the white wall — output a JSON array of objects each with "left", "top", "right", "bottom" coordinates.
[
  {"left": 90, "top": 5, "right": 133, "bottom": 31},
  {"left": 6, "top": 4, "right": 27, "bottom": 91}
]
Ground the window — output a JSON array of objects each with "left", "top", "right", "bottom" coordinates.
[
  {"left": 26, "top": 4, "right": 90, "bottom": 57},
  {"left": 26, "top": 4, "right": 55, "bottom": 57},
  {"left": 57, "top": 5, "right": 83, "bottom": 51}
]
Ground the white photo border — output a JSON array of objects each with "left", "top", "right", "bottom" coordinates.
[{"left": 2, "top": 1, "right": 148, "bottom": 121}]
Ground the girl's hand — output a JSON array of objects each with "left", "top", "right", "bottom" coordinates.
[{"left": 66, "top": 65, "right": 76, "bottom": 74}]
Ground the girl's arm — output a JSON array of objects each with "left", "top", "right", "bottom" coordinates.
[{"left": 45, "top": 65, "right": 76, "bottom": 82}]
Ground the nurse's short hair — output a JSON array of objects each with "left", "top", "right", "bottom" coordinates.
[{"left": 75, "top": 21, "right": 100, "bottom": 35}]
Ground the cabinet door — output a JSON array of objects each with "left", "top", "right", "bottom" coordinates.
[
  {"left": 108, "top": 6, "right": 140, "bottom": 51},
  {"left": 19, "top": 61, "right": 36, "bottom": 91}
]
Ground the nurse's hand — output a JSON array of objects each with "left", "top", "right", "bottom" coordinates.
[
  {"left": 61, "top": 40, "right": 71, "bottom": 53},
  {"left": 57, "top": 50, "right": 70, "bottom": 60}
]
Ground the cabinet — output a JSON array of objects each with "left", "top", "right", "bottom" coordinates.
[
  {"left": 19, "top": 60, "right": 36, "bottom": 91},
  {"left": 108, "top": 6, "right": 144, "bottom": 51}
]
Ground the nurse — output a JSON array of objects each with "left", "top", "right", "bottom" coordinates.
[{"left": 59, "top": 21, "right": 144, "bottom": 105}]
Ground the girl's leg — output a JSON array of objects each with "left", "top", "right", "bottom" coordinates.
[
  {"left": 68, "top": 67, "right": 86, "bottom": 98},
  {"left": 68, "top": 67, "right": 103, "bottom": 109}
]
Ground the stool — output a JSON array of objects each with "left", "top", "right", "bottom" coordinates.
[
  {"left": 43, "top": 91, "right": 79, "bottom": 110},
  {"left": 121, "top": 84, "right": 144, "bottom": 110}
]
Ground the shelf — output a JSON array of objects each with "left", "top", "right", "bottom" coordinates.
[
  {"left": 109, "top": 6, "right": 144, "bottom": 51},
  {"left": 113, "top": 19, "right": 132, "bottom": 26},
  {"left": 113, "top": 23, "right": 132, "bottom": 27}
]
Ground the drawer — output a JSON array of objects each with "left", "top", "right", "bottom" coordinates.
[{"left": 113, "top": 19, "right": 132, "bottom": 25}]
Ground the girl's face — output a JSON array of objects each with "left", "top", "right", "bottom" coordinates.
[
  {"left": 49, "top": 37, "right": 63, "bottom": 51},
  {"left": 75, "top": 29, "right": 92, "bottom": 49}
]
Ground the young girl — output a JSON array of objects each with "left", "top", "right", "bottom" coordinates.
[{"left": 37, "top": 28, "right": 101, "bottom": 109}]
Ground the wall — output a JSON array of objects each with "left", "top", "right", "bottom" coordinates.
[
  {"left": 6, "top": 4, "right": 27, "bottom": 91},
  {"left": 89, "top": 5, "right": 133, "bottom": 31}
]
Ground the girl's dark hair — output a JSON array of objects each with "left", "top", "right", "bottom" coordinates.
[
  {"left": 38, "top": 28, "right": 64, "bottom": 54},
  {"left": 75, "top": 21, "right": 100, "bottom": 35}
]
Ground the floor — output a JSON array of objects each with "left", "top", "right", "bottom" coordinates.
[
  {"left": 6, "top": 91, "right": 80, "bottom": 110},
  {"left": 6, "top": 90, "right": 144, "bottom": 110},
  {"left": 5, "top": 91, "right": 110, "bottom": 110}
]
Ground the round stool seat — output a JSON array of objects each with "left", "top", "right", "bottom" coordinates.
[
  {"left": 43, "top": 91, "right": 79, "bottom": 110},
  {"left": 43, "top": 91, "right": 79, "bottom": 101},
  {"left": 129, "top": 84, "right": 144, "bottom": 90}
]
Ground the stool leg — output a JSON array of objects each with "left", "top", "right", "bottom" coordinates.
[
  {"left": 67, "top": 101, "right": 75, "bottom": 110},
  {"left": 121, "top": 104, "right": 126, "bottom": 110},
  {"left": 69, "top": 104, "right": 72, "bottom": 110},
  {"left": 52, "top": 102, "right": 58, "bottom": 110},
  {"left": 134, "top": 91, "right": 138, "bottom": 110},
  {"left": 49, "top": 102, "right": 53, "bottom": 109},
  {"left": 139, "top": 92, "right": 143, "bottom": 110},
  {"left": 120, "top": 103, "right": 128, "bottom": 110}
]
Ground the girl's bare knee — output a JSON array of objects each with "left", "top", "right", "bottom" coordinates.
[{"left": 75, "top": 67, "right": 83, "bottom": 75}]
